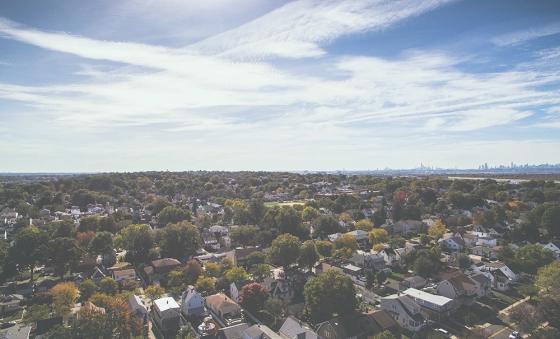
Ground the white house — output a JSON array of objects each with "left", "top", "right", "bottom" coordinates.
[
  {"left": 379, "top": 248, "right": 397, "bottom": 266},
  {"left": 438, "top": 234, "right": 465, "bottom": 252},
  {"left": 181, "top": 285, "right": 206, "bottom": 318},
  {"left": 152, "top": 297, "right": 181, "bottom": 335},
  {"left": 380, "top": 294, "right": 426, "bottom": 332},
  {"left": 538, "top": 242, "right": 560, "bottom": 259},
  {"left": 402, "top": 288, "right": 456, "bottom": 320}
]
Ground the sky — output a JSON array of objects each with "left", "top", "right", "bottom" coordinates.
[{"left": 0, "top": 0, "right": 559, "bottom": 172}]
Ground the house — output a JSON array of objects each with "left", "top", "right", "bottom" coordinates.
[
  {"left": 219, "top": 323, "right": 250, "bottom": 339},
  {"left": 279, "top": 316, "right": 318, "bottom": 339},
  {"left": 392, "top": 220, "right": 424, "bottom": 235},
  {"left": 402, "top": 288, "right": 456, "bottom": 320},
  {"left": 399, "top": 276, "right": 427, "bottom": 290},
  {"left": 144, "top": 258, "right": 182, "bottom": 283},
  {"left": 538, "top": 242, "right": 560, "bottom": 259},
  {"left": 436, "top": 273, "right": 478, "bottom": 305},
  {"left": 112, "top": 268, "right": 137, "bottom": 283},
  {"left": 349, "top": 250, "right": 385, "bottom": 270},
  {"left": 227, "top": 247, "right": 259, "bottom": 267},
  {"left": 367, "top": 310, "right": 401, "bottom": 338},
  {"left": 209, "top": 225, "right": 229, "bottom": 236},
  {"left": 476, "top": 235, "right": 497, "bottom": 247},
  {"left": 0, "top": 324, "right": 31, "bottom": 339},
  {"left": 230, "top": 282, "right": 241, "bottom": 303},
  {"left": 345, "top": 230, "right": 369, "bottom": 246},
  {"left": 127, "top": 295, "right": 148, "bottom": 317},
  {"left": 152, "top": 297, "right": 181, "bottom": 337},
  {"left": 0, "top": 294, "right": 23, "bottom": 316},
  {"left": 206, "top": 293, "right": 243, "bottom": 326},
  {"left": 380, "top": 294, "right": 426, "bottom": 332},
  {"left": 475, "top": 261, "right": 518, "bottom": 291},
  {"left": 470, "top": 245, "right": 500, "bottom": 260},
  {"left": 263, "top": 267, "right": 294, "bottom": 302},
  {"left": 438, "top": 234, "right": 465, "bottom": 252},
  {"left": 182, "top": 285, "right": 206, "bottom": 318},
  {"left": 379, "top": 248, "right": 397, "bottom": 266},
  {"left": 468, "top": 273, "right": 492, "bottom": 297},
  {"left": 316, "top": 313, "right": 397, "bottom": 339},
  {"left": 242, "top": 324, "right": 282, "bottom": 339}
]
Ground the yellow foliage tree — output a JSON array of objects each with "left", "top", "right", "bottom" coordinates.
[
  {"left": 51, "top": 282, "right": 78, "bottom": 315},
  {"left": 355, "top": 219, "right": 374, "bottom": 232},
  {"left": 428, "top": 220, "right": 446, "bottom": 239},
  {"left": 369, "top": 228, "right": 389, "bottom": 245}
]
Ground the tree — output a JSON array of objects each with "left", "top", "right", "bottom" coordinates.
[
  {"left": 230, "top": 226, "right": 258, "bottom": 247},
  {"left": 457, "top": 253, "right": 472, "bottom": 269},
  {"left": 246, "top": 252, "right": 267, "bottom": 267},
  {"left": 250, "top": 264, "right": 272, "bottom": 282},
  {"left": 313, "top": 216, "right": 342, "bottom": 239},
  {"left": 535, "top": 261, "right": 560, "bottom": 300},
  {"left": 204, "top": 262, "right": 221, "bottom": 277},
  {"left": 428, "top": 220, "right": 446, "bottom": 239},
  {"left": 51, "top": 282, "right": 78, "bottom": 315},
  {"left": 48, "top": 237, "right": 79, "bottom": 278},
  {"left": 88, "top": 231, "right": 114, "bottom": 255},
  {"left": 304, "top": 269, "right": 357, "bottom": 322},
  {"left": 269, "top": 234, "right": 301, "bottom": 269},
  {"left": 114, "top": 224, "right": 154, "bottom": 263},
  {"left": 302, "top": 206, "right": 319, "bottom": 222},
  {"left": 239, "top": 282, "right": 269, "bottom": 314},
  {"left": 373, "top": 331, "right": 396, "bottom": 339},
  {"left": 369, "top": 228, "right": 388, "bottom": 245},
  {"left": 225, "top": 267, "right": 249, "bottom": 286},
  {"left": 508, "top": 244, "right": 554, "bottom": 274},
  {"left": 99, "top": 277, "right": 118, "bottom": 295},
  {"left": 299, "top": 240, "right": 319, "bottom": 270},
  {"left": 541, "top": 205, "right": 560, "bottom": 237},
  {"left": 315, "top": 240, "right": 334, "bottom": 258},
  {"left": 22, "top": 304, "right": 51, "bottom": 324},
  {"left": 276, "top": 206, "right": 306, "bottom": 238},
  {"left": 335, "top": 234, "right": 358, "bottom": 252},
  {"left": 145, "top": 284, "right": 165, "bottom": 303},
  {"left": 413, "top": 249, "right": 442, "bottom": 278},
  {"left": 355, "top": 219, "right": 374, "bottom": 232},
  {"left": 158, "top": 221, "right": 201, "bottom": 259},
  {"left": 9, "top": 226, "right": 47, "bottom": 281},
  {"left": 157, "top": 206, "right": 191, "bottom": 227},
  {"left": 79, "top": 279, "right": 98, "bottom": 301},
  {"left": 195, "top": 276, "right": 216, "bottom": 295}
]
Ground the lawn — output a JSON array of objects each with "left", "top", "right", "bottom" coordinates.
[{"left": 264, "top": 200, "right": 307, "bottom": 208}]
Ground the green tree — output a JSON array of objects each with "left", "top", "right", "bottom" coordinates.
[
  {"left": 302, "top": 206, "right": 319, "bottom": 222},
  {"left": 541, "top": 205, "right": 560, "bottom": 237},
  {"left": 250, "top": 264, "right": 272, "bottom": 282},
  {"left": 88, "top": 231, "right": 114, "bottom": 255},
  {"left": 79, "top": 279, "right": 98, "bottom": 301},
  {"left": 114, "top": 224, "right": 154, "bottom": 263},
  {"left": 157, "top": 206, "right": 191, "bottom": 227},
  {"left": 315, "top": 240, "right": 334, "bottom": 258},
  {"left": 299, "top": 240, "right": 319, "bottom": 270},
  {"left": 159, "top": 221, "right": 201, "bottom": 259},
  {"left": 535, "top": 261, "right": 560, "bottom": 300},
  {"left": 304, "top": 269, "right": 357, "bottom": 322},
  {"left": 195, "top": 276, "right": 216, "bottom": 296},
  {"left": 269, "top": 234, "right": 301, "bottom": 270},
  {"left": 51, "top": 282, "right": 78, "bottom": 315},
  {"left": 22, "top": 304, "right": 51, "bottom": 324},
  {"left": 225, "top": 267, "right": 250, "bottom": 286},
  {"left": 334, "top": 234, "right": 358, "bottom": 251},
  {"left": 145, "top": 284, "right": 165, "bottom": 303},
  {"left": 99, "top": 277, "right": 118, "bottom": 295},
  {"left": 48, "top": 237, "right": 79, "bottom": 279},
  {"left": 10, "top": 226, "right": 47, "bottom": 281},
  {"left": 313, "top": 216, "right": 342, "bottom": 239}
]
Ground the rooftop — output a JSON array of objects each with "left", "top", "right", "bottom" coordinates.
[
  {"left": 403, "top": 288, "right": 453, "bottom": 306},
  {"left": 154, "top": 297, "right": 179, "bottom": 312}
]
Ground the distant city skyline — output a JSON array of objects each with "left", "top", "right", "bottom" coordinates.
[{"left": 1, "top": 0, "right": 560, "bottom": 172}]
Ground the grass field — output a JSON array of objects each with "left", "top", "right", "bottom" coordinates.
[{"left": 264, "top": 200, "right": 307, "bottom": 208}]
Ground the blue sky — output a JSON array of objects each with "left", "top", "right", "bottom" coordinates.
[{"left": 0, "top": 0, "right": 559, "bottom": 172}]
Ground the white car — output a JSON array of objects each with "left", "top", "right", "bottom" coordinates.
[
  {"left": 435, "top": 328, "right": 450, "bottom": 336},
  {"left": 509, "top": 331, "right": 520, "bottom": 339}
]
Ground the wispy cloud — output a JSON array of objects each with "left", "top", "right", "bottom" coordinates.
[{"left": 492, "top": 22, "right": 560, "bottom": 46}]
